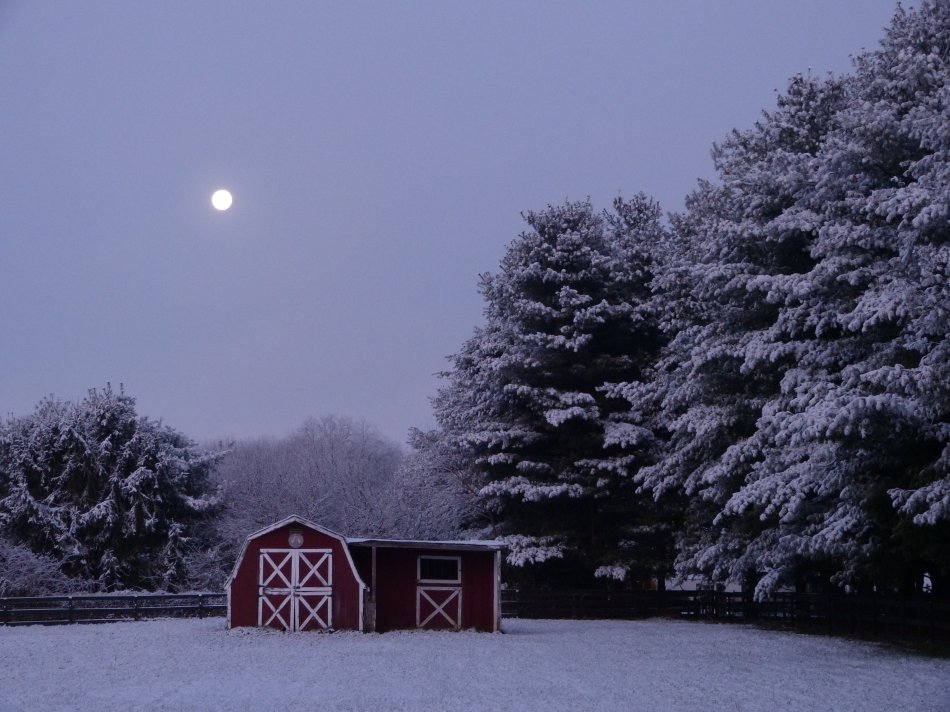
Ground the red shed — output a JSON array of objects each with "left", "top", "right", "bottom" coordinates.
[
  {"left": 226, "top": 515, "right": 504, "bottom": 633},
  {"left": 348, "top": 537, "right": 503, "bottom": 633}
]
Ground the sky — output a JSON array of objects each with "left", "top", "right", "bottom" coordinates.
[{"left": 0, "top": 1, "right": 914, "bottom": 447}]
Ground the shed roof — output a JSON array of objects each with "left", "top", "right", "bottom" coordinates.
[{"left": 346, "top": 537, "right": 506, "bottom": 552}]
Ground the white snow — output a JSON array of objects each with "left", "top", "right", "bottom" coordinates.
[{"left": 1, "top": 618, "right": 947, "bottom": 711}]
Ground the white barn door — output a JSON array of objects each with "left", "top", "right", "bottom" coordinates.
[{"left": 259, "top": 549, "right": 333, "bottom": 631}]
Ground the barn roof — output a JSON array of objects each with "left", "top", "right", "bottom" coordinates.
[
  {"left": 225, "top": 514, "right": 505, "bottom": 588},
  {"left": 224, "top": 514, "right": 367, "bottom": 590}
]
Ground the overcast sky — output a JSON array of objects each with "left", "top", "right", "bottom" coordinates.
[{"left": 0, "top": 1, "right": 912, "bottom": 447}]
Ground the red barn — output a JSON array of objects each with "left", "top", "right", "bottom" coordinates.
[
  {"left": 226, "top": 515, "right": 504, "bottom": 633},
  {"left": 226, "top": 516, "right": 367, "bottom": 631}
]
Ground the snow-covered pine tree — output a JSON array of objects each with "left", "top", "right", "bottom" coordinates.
[
  {"left": 0, "top": 385, "right": 223, "bottom": 591},
  {"left": 763, "top": 0, "right": 950, "bottom": 595},
  {"left": 630, "top": 72, "right": 848, "bottom": 594},
  {"left": 433, "top": 197, "right": 667, "bottom": 584},
  {"left": 642, "top": 1, "right": 949, "bottom": 597},
  {"left": 866, "top": 1, "right": 950, "bottom": 589}
]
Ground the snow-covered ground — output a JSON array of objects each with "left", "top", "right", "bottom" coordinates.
[{"left": 1, "top": 618, "right": 947, "bottom": 711}]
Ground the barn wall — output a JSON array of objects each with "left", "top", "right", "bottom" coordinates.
[
  {"left": 227, "top": 523, "right": 364, "bottom": 630},
  {"left": 371, "top": 548, "right": 414, "bottom": 632},
  {"left": 460, "top": 550, "right": 496, "bottom": 631}
]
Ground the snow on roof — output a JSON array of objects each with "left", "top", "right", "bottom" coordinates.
[{"left": 346, "top": 537, "right": 506, "bottom": 551}]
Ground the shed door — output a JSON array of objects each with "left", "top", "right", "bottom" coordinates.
[
  {"left": 259, "top": 549, "right": 333, "bottom": 631},
  {"left": 417, "top": 587, "right": 462, "bottom": 629},
  {"left": 417, "top": 555, "right": 462, "bottom": 630}
]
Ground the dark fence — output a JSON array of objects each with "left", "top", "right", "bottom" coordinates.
[
  {"left": 501, "top": 588, "right": 950, "bottom": 645},
  {"left": 0, "top": 592, "right": 226, "bottom": 626},
  {"left": 5, "top": 589, "right": 946, "bottom": 645}
]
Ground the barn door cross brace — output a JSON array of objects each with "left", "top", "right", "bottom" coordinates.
[{"left": 418, "top": 588, "right": 461, "bottom": 628}]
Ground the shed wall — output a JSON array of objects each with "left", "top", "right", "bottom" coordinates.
[{"left": 353, "top": 547, "right": 497, "bottom": 632}]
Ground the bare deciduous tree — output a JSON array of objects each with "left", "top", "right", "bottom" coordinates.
[{"left": 214, "top": 415, "right": 405, "bottom": 546}]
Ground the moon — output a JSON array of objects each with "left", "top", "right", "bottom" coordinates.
[{"left": 211, "top": 189, "right": 233, "bottom": 211}]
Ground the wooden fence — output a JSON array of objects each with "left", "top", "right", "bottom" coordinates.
[
  {"left": 4, "top": 589, "right": 946, "bottom": 646},
  {"left": 501, "top": 588, "right": 950, "bottom": 645},
  {"left": 0, "top": 592, "right": 226, "bottom": 626}
]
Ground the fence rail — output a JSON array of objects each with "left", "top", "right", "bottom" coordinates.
[
  {"left": 0, "top": 592, "right": 226, "bottom": 626},
  {"left": 501, "top": 588, "right": 950, "bottom": 645}
]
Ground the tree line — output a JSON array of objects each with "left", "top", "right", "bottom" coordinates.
[
  {"left": 422, "top": 2, "right": 949, "bottom": 599},
  {"left": 0, "top": 387, "right": 467, "bottom": 595},
  {"left": 1, "top": 2, "right": 947, "bottom": 599}
]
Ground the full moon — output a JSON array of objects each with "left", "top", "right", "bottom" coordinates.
[{"left": 211, "top": 189, "right": 233, "bottom": 211}]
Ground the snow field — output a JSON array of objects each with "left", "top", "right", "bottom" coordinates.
[{"left": 1, "top": 618, "right": 948, "bottom": 712}]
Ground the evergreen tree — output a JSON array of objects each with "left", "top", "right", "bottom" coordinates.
[
  {"left": 643, "top": 1, "right": 950, "bottom": 597},
  {"left": 0, "top": 385, "right": 223, "bottom": 591},
  {"left": 433, "top": 197, "right": 668, "bottom": 584},
  {"left": 635, "top": 73, "right": 849, "bottom": 594}
]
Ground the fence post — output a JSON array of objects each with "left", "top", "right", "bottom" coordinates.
[
  {"left": 68, "top": 596, "right": 74, "bottom": 623},
  {"left": 929, "top": 595, "right": 935, "bottom": 645},
  {"left": 900, "top": 597, "right": 907, "bottom": 639},
  {"left": 133, "top": 594, "right": 140, "bottom": 621},
  {"left": 198, "top": 593, "right": 204, "bottom": 619},
  {"left": 872, "top": 591, "right": 879, "bottom": 636}
]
